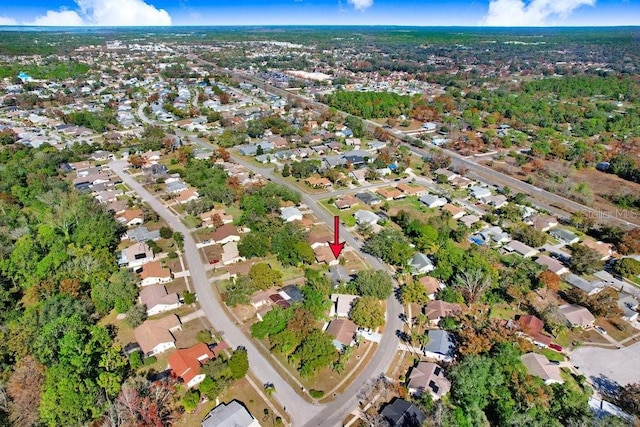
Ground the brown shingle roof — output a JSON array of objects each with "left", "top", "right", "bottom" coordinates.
[{"left": 326, "top": 319, "right": 357, "bottom": 346}]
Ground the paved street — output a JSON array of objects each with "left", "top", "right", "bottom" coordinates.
[
  {"left": 109, "top": 160, "right": 321, "bottom": 426},
  {"left": 572, "top": 341, "right": 640, "bottom": 387}
]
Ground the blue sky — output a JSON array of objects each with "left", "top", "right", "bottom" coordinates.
[{"left": 0, "top": 0, "right": 638, "bottom": 27}]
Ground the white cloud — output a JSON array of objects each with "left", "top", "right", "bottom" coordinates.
[
  {"left": 0, "top": 15, "right": 18, "bottom": 25},
  {"left": 29, "top": 10, "right": 85, "bottom": 26},
  {"left": 348, "top": 0, "right": 373, "bottom": 11},
  {"left": 482, "top": 0, "right": 595, "bottom": 26},
  {"left": 26, "top": 0, "right": 172, "bottom": 26}
]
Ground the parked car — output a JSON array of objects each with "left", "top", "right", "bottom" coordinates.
[
  {"left": 595, "top": 326, "right": 608, "bottom": 335},
  {"left": 209, "top": 259, "right": 219, "bottom": 264},
  {"left": 549, "top": 343, "right": 563, "bottom": 352}
]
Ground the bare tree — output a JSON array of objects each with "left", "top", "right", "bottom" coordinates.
[
  {"left": 6, "top": 355, "right": 45, "bottom": 427},
  {"left": 453, "top": 269, "right": 492, "bottom": 304}
]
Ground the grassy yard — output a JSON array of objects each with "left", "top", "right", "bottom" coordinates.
[
  {"left": 489, "top": 303, "right": 521, "bottom": 320},
  {"left": 320, "top": 199, "right": 358, "bottom": 227},
  {"left": 535, "top": 347, "right": 565, "bottom": 362},
  {"left": 594, "top": 318, "right": 636, "bottom": 342},
  {"left": 182, "top": 215, "right": 201, "bottom": 229}
]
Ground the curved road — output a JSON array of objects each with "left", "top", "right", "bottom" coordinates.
[{"left": 109, "top": 160, "right": 321, "bottom": 425}]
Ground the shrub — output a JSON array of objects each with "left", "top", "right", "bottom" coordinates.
[
  {"left": 144, "top": 356, "right": 157, "bottom": 366},
  {"left": 196, "top": 330, "right": 212, "bottom": 343},
  {"left": 167, "top": 251, "right": 178, "bottom": 259},
  {"left": 310, "top": 389, "right": 325, "bottom": 398},
  {"left": 183, "top": 291, "right": 196, "bottom": 304},
  {"left": 129, "top": 351, "right": 142, "bottom": 369}
]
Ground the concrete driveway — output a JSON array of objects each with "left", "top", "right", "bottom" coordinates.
[{"left": 572, "top": 341, "right": 640, "bottom": 388}]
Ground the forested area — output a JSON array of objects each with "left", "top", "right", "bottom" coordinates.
[
  {"left": 325, "top": 91, "right": 413, "bottom": 119},
  {"left": 0, "top": 145, "right": 146, "bottom": 426}
]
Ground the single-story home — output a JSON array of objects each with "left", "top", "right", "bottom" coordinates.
[
  {"left": 201, "top": 400, "right": 260, "bottom": 427},
  {"left": 535, "top": 255, "right": 569, "bottom": 275},
  {"left": 423, "top": 330, "right": 456, "bottom": 362},
  {"left": 505, "top": 240, "right": 539, "bottom": 257},
  {"left": 470, "top": 186, "right": 492, "bottom": 199},
  {"left": 424, "top": 300, "right": 462, "bottom": 325},
  {"left": 211, "top": 224, "right": 241, "bottom": 245},
  {"left": 137, "top": 260, "right": 173, "bottom": 286},
  {"left": 419, "top": 194, "right": 447, "bottom": 209},
  {"left": 559, "top": 304, "right": 596, "bottom": 328},
  {"left": 280, "top": 206, "right": 303, "bottom": 223},
  {"left": 139, "top": 285, "right": 180, "bottom": 316},
  {"left": 521, "top": 353, "right": 564, "bottom": 385},
  {"left": 408, "top": 253, "right": 435, "bottom": 275},
  {"left": 330, "top": 294, "right": 359, "bottom": 318},
  {"left": 550, "top": 229, "right": 580, "bottom": 246},
  {"left": 354, "top": 209, "right": 381, "bottom": 226},
  {"left": 326, "top": 318, "right": 358, "bottom": 350},
  {"left": 380, "top": 398, "right": 426, "bottom": 427},
  {"left": 168, "top": 342, "right": 216, "bottom": 388},
  {"left": 134, "top": 315, "right": 182, "bottom": 356},
  {"left": 407, "top": 362, "right": 451, "bottom": 399}
]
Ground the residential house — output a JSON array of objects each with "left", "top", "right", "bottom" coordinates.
[
  {"left": 581, "top": 238, "right": 614, "bottom": 260},
  {"left": 516, "top": 315, "right": 553, "bottom": 347},
  {"left": 314, "top": 245, "right": 340, "bottom": 266},
  {"left": 535, "top": 255, "right": 569, "bottom": 275},
  {"left": 559, "top": 304, "right": 596, "bottom": 328},
  {"left": 221, "top": 242, "right": 245, "bottom": 265},
  {"left": 201, "top": 400, "right": 260, "bottom": 427},
  {"left": 459, "top": 214, "right": 481, "bottom": 227},
  {"left": 521, "top": 353, "right": 564, "bottom": 385},
  {"left": 397, "top": 183, "right": 428, "bottom": 197},
  {"left": 176, "top": 188, "right": 199, "bottom": 205},
  {"left": 349, "top": 169, "right": 368, "bottom": 183},
  {"left": 139, "top": 285, "right": 180, "bottom": 316},
  {"left": 168, "top": 343, "right": 216, "bottom": 388},
  {"left": 117, "top": 209, "right": 144, "bottom": 227},
  {"left": 451, "top": 176, "right": 473, "bottom": 188},
  {"left": 528, "top": 215, "right": 558, "bottom": 232},
  {"left": 305, "top": 177, "right": 332, "bottom": 189},
  {"left": 326, "top": 318, "right": 358, "bottom": 350},
  {"left": 407, "top": 362, "right": 451, "bottom": 399},
  {"left": 330, "top": 294, "right": 359, "bottom": 318},
  {"left": 419, "top": 194, "right": 447, "bottom": 209},
  {"left": 424, "top": 300, "right": 462, "bottom": 325},
  {"left": 280, "top": 285, "right": 304, "bottom": 303},
  {"left": 442, "top": 203, "right": 466, "bottom": 219},
  {"left": 504, "top": 240, "right": 539, "bottom": 257},
  {"left": 376, "top": 187, "right": 405, "bottom": 201},
  {"left": 550, "top": 229, "right": 580, "bottom": 245},
  {"left": 134, "top": 315, "right": 182, "bottom": 356},
  {"left": 165, "top": 181, "right": 188, "bottom": 194},
  {"left": 618, "top": 294, "right": 639, "bottom": 322},
  {"left": 280, "top": 206, "right": 303, "bottom": 223},
  {"left": 484, "top": 194, "right": 508, "bottom": 209},
  {"left": 211, "top": 225, "right": 241, "bottom": 245},
  {"left": 408, "top": 253, "right": 435, "bottom": 275},
  {"left": 199, "top": 209, "right": 233, "bottom": 228},
  {"left": 120, "top": 242, "right": 155, "bottom": 268},
  {"left": 423, "top": 330, "right": 456, "bottom": 362},
  {"left": 126, "top": 226, "right": 160, "bottom": 243},
  {"left": 417, "top": 276, "right": 444, "bottom": 300},
  {"left": 380, "top": 398, "right": 426, "bottom": 427},
  {"left": 137, "top": 261, "right": 173, "bottom": 286},
  {"left": 355, "top": 192, "right": 382, "bottom": 206},
  {"left": 327, "top": 265, "right": 351, "bottom": 287},
  {"left": 565, "top": 274, "right": 604, "bottom": 296},
  {"left": 308, "top": 228, "right": 333, "bottom": 249},
  {"left": 334, "top": 194, "right": 358, "bottom": 210},
  {"left": 470, "top": 186, "right": 492, "bottom": 199},
  {"left": 434, "top": 168, "right": 458, "bottom": 182},
  {"left": 354, "top": 210, "right": 381, "bottom": 226}
]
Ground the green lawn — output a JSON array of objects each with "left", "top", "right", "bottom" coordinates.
[
  {"left": 183, "top": 215, "right": 201, "bottom": 229},
  {"left": 536, "top": 347, "right": 565, "bottom": 362},
  {"left": 320, "top": 199, "right": 358, "bottom": 227},
  {"left": 264, "top": 257, "right": 305, "bottom": 282}
]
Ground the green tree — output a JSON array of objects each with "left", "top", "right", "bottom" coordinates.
[
  {"left": 228, "top": 348, "right": 249, "bottom": 379},
  {"left": 249, "top": 263, "right": 283, "bottom": 290},
  {"left": 400, "top": 280, "right": 430, "bottom": 305},
  {"left": 613, "top": 257, "right": 640, "bottom": 278},
  {"left": 182, "top": 389, "right": 200, "bottom": 413},
  {"left": 223, "top": 276, "right": 255, "bottom": 307},
  {"left": 291, "top": 330, "right": 338, "bottom": 377},
  {"left": 238, "top": 233, "right": 270, "bottom": 258},
  {"left": 569, "top": 243, "right": 604, "bottom": 274},
  {"left": 349, "top": 296, "right": 385, "bottom": 329},
  {"left": 362, "top": 228, "right": 414, "bottom": 266},
  {"left": 354, "top": 270, "right": 393, "bottom": 299},
  {"left": 125, "top": 304, "right": 147, "bottom": 327},
  {"left": 159, "top": 226, "right": 173, "bottom": 239}
]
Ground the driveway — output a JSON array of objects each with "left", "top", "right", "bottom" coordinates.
[{"left": 572, "top": 341, "right": 640, "bottom": 388}]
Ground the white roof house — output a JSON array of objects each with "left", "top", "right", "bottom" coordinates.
[
  {"left": 280, "top": 206, "right": 303, "bottom": 222},
  {"left": 354, "top": 210, "right": 381, "bottom": 226},
  {"left": 470, "top": 186, "right": 492, "bottom": 199}
]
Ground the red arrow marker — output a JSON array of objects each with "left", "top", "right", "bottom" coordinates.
[{"left": 328, "top": 215, "right": 345, "bottom": 259}]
